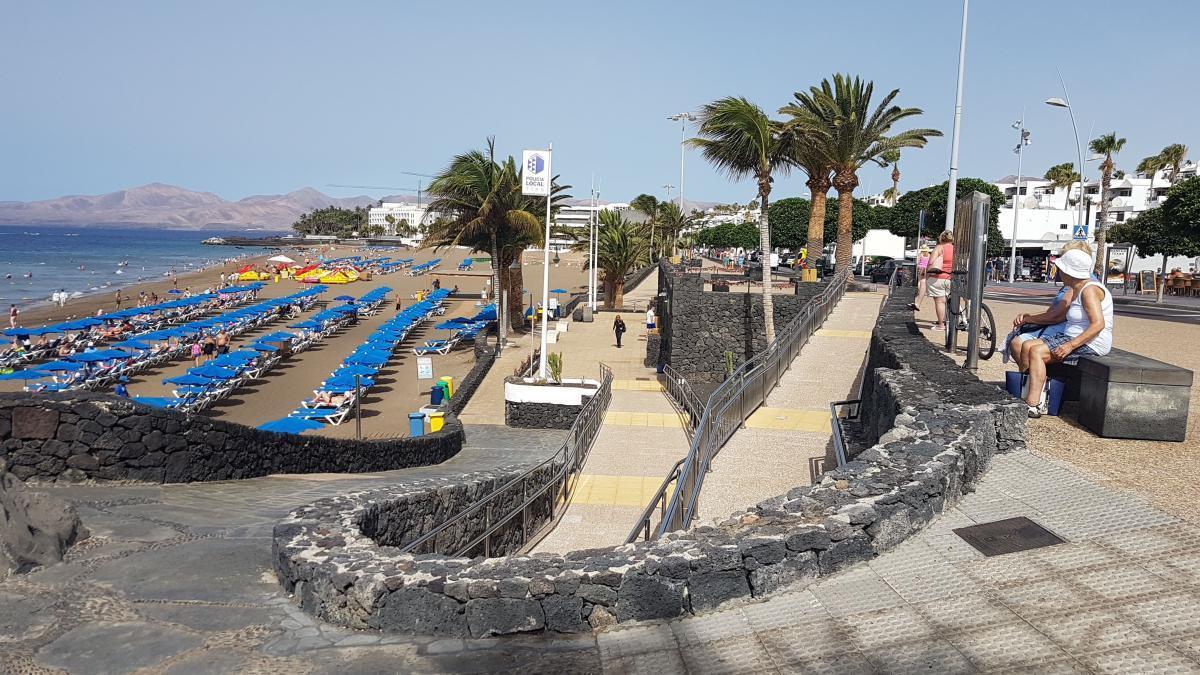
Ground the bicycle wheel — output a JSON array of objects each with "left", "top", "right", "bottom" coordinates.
[{"left": 977, "top": 303, "right": 997, "bottom": 360}]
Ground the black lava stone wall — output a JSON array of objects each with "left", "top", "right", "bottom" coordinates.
[
  {"left": 0, "top": 392, "right": 465, "bottom": 484},
  {"left": 505, "top": 400, "right": 589, "bottom": 430}
]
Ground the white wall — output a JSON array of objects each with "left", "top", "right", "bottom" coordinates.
[{"left": 852, "top": 229, "right": 906, "bottom": 259}]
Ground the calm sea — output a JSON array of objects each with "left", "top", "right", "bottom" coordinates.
[{"left": 0, "top": 225, "right": 283, "bottom": 308}]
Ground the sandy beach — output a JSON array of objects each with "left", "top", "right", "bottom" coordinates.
[{"left": 4, "top": 246, "right": 594, "bottom": 437}]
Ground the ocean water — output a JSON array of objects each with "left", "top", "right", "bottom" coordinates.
[{"left": 0, "top": 225, "right": 281, "bottom": 308}]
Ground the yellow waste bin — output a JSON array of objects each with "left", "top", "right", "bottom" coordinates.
[
  {"left": 438, "top": 376, "right": 454, "bottom": 399},
  {"left": 428, "top": 411, "right": 445, "bottom": 432}
]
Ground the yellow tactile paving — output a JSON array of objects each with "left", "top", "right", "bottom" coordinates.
[
  {"left": 815, "top": 328, "right": 873, "bottom": 339},
  {"left": 603, "top": 410, "right": 686, "bottom": 428},
  {"left": 570, "top": 474, "right": 665, "bottom": 506},
  {"left": 612, "top": 379, "right": 666, "bottom": 391},
  {"left": 745, "top": 406, "right": 830, "bottom": 432}
]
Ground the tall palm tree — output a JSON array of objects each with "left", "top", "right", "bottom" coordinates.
[
  {"left": 577, "top": 210, "right": 650, "bottom": 309},
  {"left": 783, "top": 138, "right": 832, "bottom": 267},
  {"left": 1138, "top": 153, "right": 1167, "bottom": 205},
  {"left": 1159, "top": 143, "right": 1189, "bottom": 184},
  {"left": 1088, "top": 132, "right": 1126, "bottom": 275},
  {"left": 781, "top": 74, "right": 941, "bottom": 271},
  {"left": 654, "top": 201, "right": 691, "bottom": 256},
  {"left": 423, "top": 139, "right": 541, "bottom": 338},
  {"left": 1044, "top": 162, "right": 1080, "bottom": 210},
  {"left": 629, "top": 194, "right": 660, "bottom": 257},
  {"left": 688, "top": 97, "right": 796, "bottom": 343}
]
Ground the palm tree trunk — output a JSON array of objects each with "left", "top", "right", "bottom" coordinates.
[
  {"left": 1094, "top": 160, "right": 1112, "bottom": 276},
  {"left": 832, "top": 169, "right": 859, "bottom": 272},
  {"left": 506, "top": 250, "right": 525, "bottom": 332},
  {"left": 804, "top": 175, "right": 830, "bottom": 265},
  {"left": 758, "top": 179, "right": 775, "bottom": 344},
  {"left": 613, "top": 278, "right": 625, "bottom": 309},
  {"left": 604, "top": 277, "right": 615, "bottom": 310}
]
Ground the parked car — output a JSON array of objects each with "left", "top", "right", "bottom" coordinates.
[{"left": 869, "top": 259, "right": 915, "bottom": 284}]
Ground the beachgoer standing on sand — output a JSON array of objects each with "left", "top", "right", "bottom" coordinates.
[
  {"left": 9, "top": 304, "right": 17, "bottom": 329},
  {"left": 613, "top": 315, "right": 627, "bottom": 348},
  {"left": 215, "top": 330, "right": 229, "bottom": 355},
  {"left": 114, "top": 290, "right": 123, "bottom": 310},
  {"left": 190, "top": 341, "right": 203, "bottom": 366},
  {"left": 201, "top": 336, "right": 216, "bottom": 363},
  {"left": 395, "top": 296, "right": 403, "bottom": 313}
]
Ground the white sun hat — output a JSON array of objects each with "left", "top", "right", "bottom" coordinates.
[{"left": 1056, "top": 249, "right": 1093, "bottom": 280}]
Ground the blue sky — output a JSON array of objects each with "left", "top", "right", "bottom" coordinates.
[{"left": 2, "top": 0, "right": 1197, "bottom": 205}]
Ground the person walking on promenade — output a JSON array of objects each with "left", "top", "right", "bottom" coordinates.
[
  {"left": 925, "top": 232, "right": 955, "bottom": 332},
  {"left": 613, "top": 315, "right": 627, "bottom": 348},
  {"left": 646, "top": 304, "right": 656, "bottom": 331}
]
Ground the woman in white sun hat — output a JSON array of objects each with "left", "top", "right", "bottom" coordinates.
[{"left": 1017, "top": 248, "right": 1113, "bottom": 417}]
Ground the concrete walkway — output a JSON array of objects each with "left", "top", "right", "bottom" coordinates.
[
  {"left": 530, "top": 272, "right": 691, "bottom": 553},
  {"left": 695, "top": 290, "right": 883, "bottom": 523}
]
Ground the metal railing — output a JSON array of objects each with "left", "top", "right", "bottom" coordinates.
[
  {"left": 399, "top": 362, "right": 613, "bottom": 558},
  {"left": 627, "top": 271, "right": 850, "bottom": 543},
  {"left": 662, "top": 363, "right": 703, "bottom": 434}
]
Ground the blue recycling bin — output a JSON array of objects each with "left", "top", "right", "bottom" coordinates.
[
  {"left": 430, "top": 385, "right": 444, "bottom": 406},
  {"left": 408, "top": 412, "right": 426, "bottom": 437}
]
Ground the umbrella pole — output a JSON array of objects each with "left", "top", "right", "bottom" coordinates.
[{"left": 355, "top": 374, "right": 362, "bottom": 441}]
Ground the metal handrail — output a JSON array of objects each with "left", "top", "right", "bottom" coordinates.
[
  {"left": 662, "top": 363, "right": 703, "bottom": 432},
  {"left": 399, "top": 362, "right": 613, "bottom": 557},
  {"left": 627, "top": 270, "right": 851, "bottom": 543}
]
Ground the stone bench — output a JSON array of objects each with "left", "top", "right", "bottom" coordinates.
[{"left": 1048, "top": 349, "right": 1192, "bottom": 441}]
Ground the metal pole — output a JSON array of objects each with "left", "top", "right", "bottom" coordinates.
[
  {"left": 538, "top": 144, "right": 553, "bottom": 379},
  {"left": 354, "top": 374, "right": 362, "bottom": 440},
  {"left": 1009, "top": 116, "right": 1027, "bottom": 283},
  {"left": 943, "top": 0, "right": 970, "bottom": 233},
  {"left": 499, "top": 289, "right": 507, "bottom": 356},
  {"left": 965, "top": 197, "right": 988, "bottom": 372},
  {"left": 1055, "top": 71, "right": 1088, "bottom": 246},
  {"left": 917, "top": 209, "right": 925, "bottom": 249},
  {"left": 679, "top": 118, "right": 686, "bottom": 247},
  {"left": 589, "top": 176, "right": 596, "bottom": 311}
]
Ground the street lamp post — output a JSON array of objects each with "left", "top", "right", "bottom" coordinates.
[
  {"left": 668, "top": 112, "right": 697, "bottom": 253},
  {"left": 942, "top": 0, "right": 970, "bottom": 233},
  {"left": 1009, "top": 117, "right": 1031, "bottom": 283},
  {"left": 1046, "top": 77, "right": 1087, "bottom": 248}
]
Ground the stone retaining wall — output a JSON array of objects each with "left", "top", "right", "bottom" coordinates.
[
  {"left": 271, "top": 288, "right": 1027, "bottom": 638},
  {"left": 504, "top": 401, "right": 587, "bottom": 430},
  {"left": 447, "top": 342, "right": 497, "bottom": 417},
  {"left": 0, "top": 392, "right": 465, "bottom": 483}
]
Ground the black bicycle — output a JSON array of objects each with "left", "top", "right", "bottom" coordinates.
[{"left": 932, "top": 269, "right": 997, "bottom": 360}]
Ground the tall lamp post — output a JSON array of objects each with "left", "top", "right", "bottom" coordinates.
[
  {"left": 942, "top": 0, "right": 970, "bottom": 233},
  {"left": 1046, "top": 79, "right": 1087, "bottom": 247},
  {"left": 1008, "top": 117, "right": 1031, "bottom": 282},
  {"left": 668, "top": 112, "right": 697, "bottom": 220}
]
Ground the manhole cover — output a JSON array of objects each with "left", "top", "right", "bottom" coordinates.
[
  {"left": 952, "top": 516, "right": 1065, "bottom": 557},
  {"left": 635, "top": 377, "right": 651, "bottom": 381}
]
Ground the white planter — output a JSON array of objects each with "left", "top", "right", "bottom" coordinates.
[{"left": 504, "top": 378, "right": 600, "bottom": 405}]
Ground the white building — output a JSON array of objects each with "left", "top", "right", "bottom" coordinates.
[
  {"left": 549, "top": 202, "right": 630, "bottom": 251},
  {"left": 367, "top": 202, "right": 441, "bottom": 238},
  {"left": 994, "top": 160, "right": 1197, "bottom": 275}
]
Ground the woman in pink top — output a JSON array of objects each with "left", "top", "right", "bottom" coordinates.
[
  {"left": 909, "top": 246, "right": 931, "bottom": 311},
  {"left": 925, "top": 231, "right": 955, "bottom": 331}
]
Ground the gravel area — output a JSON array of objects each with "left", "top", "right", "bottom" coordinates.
[{"left": 914, "top": 297, "right": 1200, "bottom": 524}]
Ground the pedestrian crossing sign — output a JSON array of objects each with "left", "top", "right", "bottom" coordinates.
[{"left": 1072, "top": 225, "right": 1089, "bottom": 240}]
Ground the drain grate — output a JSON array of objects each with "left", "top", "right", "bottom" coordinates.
[{"left": 953, "top": 516, "right": 1066, "bottom": 557}]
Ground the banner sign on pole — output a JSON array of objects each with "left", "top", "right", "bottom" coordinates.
[
  {"left": 416, "top": 356, "right": 434, "bottom": 380},
  {"left": 522, "top": 149, "right": 551, "bottom": 196},
  {"left": 1072, "top": 224, "right": 1088, "bottom": 241}
]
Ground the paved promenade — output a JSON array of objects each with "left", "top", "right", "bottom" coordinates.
[
  {"left": 531, "top": 273, "right": 691, "bottom": 553},
  {"left": 696, "top": 290, "right": 882, "bottom": 523}
]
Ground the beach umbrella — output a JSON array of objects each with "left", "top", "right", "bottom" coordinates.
[
  {"left": 0, "top": 370, "right": 53, "bottom": 381},
  {"left": 290, "top": 320, "right": 320, "bottom": 329},
  {"left": 321, "top": 376, "right": 374, "bottom": 390},
  {"left": 132, "top": 396, "right": 177, "bottom": 409},
  {"left": 267, "top": 255, "right": 297, "bottom": 264},
  {"left": 247, "top": 342, "right": 279, "bottom": 352},
  {"left": 259, "top": 332, "right": 296, "bottom": 343},
  {"left": 332, "top": 365, "right": 377, "bottom": 377},
  {"left": 188, "top": 365, "right": 238, "bottom": 379},
  {"left": 550, "top": 288, "right": 568, "bottom": 294},
  {"left": 331, "top": 304, "right": 358, "bottom": 313},
  {"left": 334, "top": 295, "right": 356, "bottom": 302},
  {"left": 3, "top": 328, "right": 36, "bottom": 337},
  {"left": 113, "top": 339, "right": 153, "bottom": 350},
  {"left": 435, "top": 321, "right": 466, "bottom": 330},
  {"left": 259, "top": 417, "right": 322, "bottom": 433},
  {"left": 40, "top": 361, "right": 84, "bottom": 372},
  {"left": 67, "top": 350, "right": 130, "bottom": 362},
  {"left": 167, "top": 289, "right": 183, "bottom": 295},
  {"left": 163, "top": 374, "right": 214, "bottom": 386}
]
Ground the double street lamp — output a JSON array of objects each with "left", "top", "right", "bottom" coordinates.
[
  {"left": 1045, "top": 86, "right": 1087, "bottom": 246},
  {"left": 1008, "top": 118, "right": 1031, "bottom": 283},
  {"left": 667, "top": 112, "right": 697, "bottom": 214}
]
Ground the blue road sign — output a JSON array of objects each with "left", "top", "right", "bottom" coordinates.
[{"left": 1072, "top": 225, "right": 1089, "bottom": 240}]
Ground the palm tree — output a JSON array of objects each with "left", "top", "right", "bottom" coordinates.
[
  {"left": 781, "top": 74, "right": 941, "bottom": 272},
  {"left": 882, "top": 150, "right": 902, "bottom": 205},
  {"left": 580, "top": 210, "right": 650, "bottom": 309},
  {"left": 423, "top": 139, "right": 541, "bottom": 338},
  {"left": 654, "top": 201, "right": 691, "bottom": 256},
  {"left": 1088, "top": 132, "right": 1126, "bottom": 275},
  {"left": 688, "top": 96, "right": 797, "bottom": 343},
  {"left": 783, "top": 138, "right": 833, "bottom": 266},
  {"left": 1138, "top": 153, "right": 1167, "bottom": 205},
  {"left": 629, "top": 194, "right": 660, "bottom": 257},
  {"left": 1159, "top": 143, "right": 1189, "bottom": 184},
  {"left": 1044, "top": 162, "right": 1080, "bottom": 209}
]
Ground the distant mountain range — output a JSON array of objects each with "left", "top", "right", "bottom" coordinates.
[
  {"left": 0, "top": 184, "right": 417, "bottom": 230},
  {"left": 0, "top": 183, "right": 722, "bottom": 230}
]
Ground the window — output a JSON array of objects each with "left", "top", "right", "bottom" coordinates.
[
  {"left": 1060, "top": 224, "right": 1069, "bottom": 230},
  {"left": 1117, "top": 212, "right": 1126, "bottom": 222}
]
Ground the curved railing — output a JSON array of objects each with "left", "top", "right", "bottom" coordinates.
[
  {"left": 627, "top": 271, "right": 850, "bottom": 542},
  {"left": 399, "top": 362, "right": 613, "bottom": 557}
]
